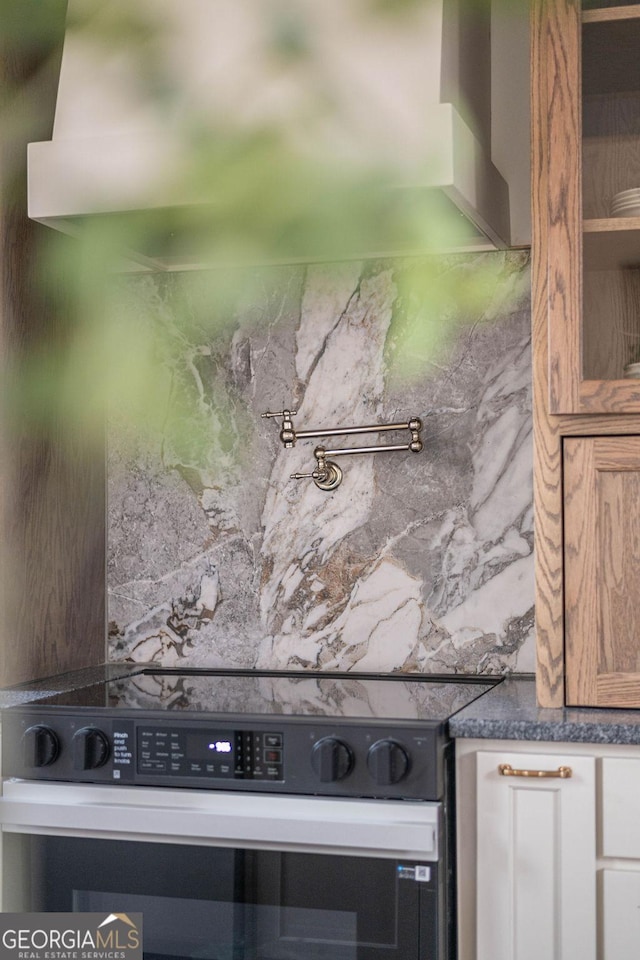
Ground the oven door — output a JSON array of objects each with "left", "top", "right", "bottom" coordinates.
[{"left": 0, "top": 781, "right": 446, "bottom": 960}]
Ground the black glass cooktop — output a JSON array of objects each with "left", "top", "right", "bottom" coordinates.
[{"left": 31, "top": 668, "right": 500, "bottom": 723}]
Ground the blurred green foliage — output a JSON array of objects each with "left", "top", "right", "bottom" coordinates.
[{"left": 1, "top": 0, "right": 525, "bottom": 464}]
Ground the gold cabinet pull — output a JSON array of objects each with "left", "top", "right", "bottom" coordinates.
[{"left": 498, "top": 763, "right": 573, "bottom": 779}]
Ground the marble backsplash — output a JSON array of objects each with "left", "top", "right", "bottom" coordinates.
[{"left": 108, "top": 251, "right": 534, "bottom": 675}]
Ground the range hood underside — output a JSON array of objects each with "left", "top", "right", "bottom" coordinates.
[{"left": 28, "top": 103, "right": 510, "bottom": 270}]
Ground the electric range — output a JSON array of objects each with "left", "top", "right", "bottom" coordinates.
[
  {"left": 1, "top": 668, "right": 499, "bottom": 800},
  {"left": 0, "top": 669, "right": 501, "bottom": 959}
]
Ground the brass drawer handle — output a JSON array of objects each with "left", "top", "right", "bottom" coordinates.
[{"left": 498, "top": 763, "right": 573, "bottom": 779}]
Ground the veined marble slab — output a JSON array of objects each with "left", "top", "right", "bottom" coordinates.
[{"left": 108, "top": 252, "right": 533, "bottom": 675}]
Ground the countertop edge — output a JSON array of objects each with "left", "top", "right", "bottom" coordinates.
[{"left": 450, "top": 676, "right": 640, "bottom": 745}]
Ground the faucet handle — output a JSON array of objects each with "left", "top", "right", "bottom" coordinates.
[
  {"left": 261, "top": 409, "right": 298, "bottom": 419},
  {"left": 290, "top": 456, "right": 343, "bottom": 492},
  {"left": 261, "top": 408, "right": 297, "bottom": 448},
  {"left": 290, "top": 470, "right": 323, "bottom": 481}
]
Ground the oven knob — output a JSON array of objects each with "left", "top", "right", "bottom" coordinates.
[
  {"left": 367, "top": 739, "right": 409, "bottom": 786},
  {"left": 73, "top": 727, "right": 110, "bottom": 770},
  {"left": 311, "top": 737, "right": 354, "bottom": 782},
  {"left": 22, "top": 725, "right": 60, "bottom": 768}
]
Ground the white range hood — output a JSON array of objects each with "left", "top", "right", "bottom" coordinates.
[{"left": 28, "top": 0, "right": 529, "bottom": 267}]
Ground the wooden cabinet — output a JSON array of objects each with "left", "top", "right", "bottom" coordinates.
[
  {"left": 564, "top": 436, "right": 640, "bottom": 707},
  {"left": 0, "top": 19, "right": 106, "bottom": 687},
  {"left": 541, "top": 0, "right": 640, "bottom": 415},
  {"left": 582, "top": 9, "right": 640, "bottom": 397},
  {"left": 532, "top": 0, "right": 640, "bottom": 706}
]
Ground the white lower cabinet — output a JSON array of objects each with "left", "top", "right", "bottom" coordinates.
[
  {"left": 600, "top": 757, "right": 640, "bottom": 957},
  {"left": 475, "top": 749, "right": 596, "bottom": 960},
  {"left": 456, "top": 739, "right": 608, "bottom": 960},
  {"left": 602, "top": 869, "right": 640, "bottom": 959},
  {"left": 601, "top": 758, "right": 640, "bottom": 858},
  {"left": 458, "top": 740, "right": 640, "bottom": 959}
]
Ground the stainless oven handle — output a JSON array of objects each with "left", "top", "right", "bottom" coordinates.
[{"left": 0, "top": 781, "right": 439, "bottom": 861}]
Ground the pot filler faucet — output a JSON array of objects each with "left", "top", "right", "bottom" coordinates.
[{"left": 261, "top": 409, "right": 423, "bottom": 491}]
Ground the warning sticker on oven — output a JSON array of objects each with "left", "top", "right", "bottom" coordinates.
[
  {"left": 0, "top": 913, "right": 143, "bottom": 960},
  {"left": 397, "top": 865, "right": 431, "bottom": 882}
]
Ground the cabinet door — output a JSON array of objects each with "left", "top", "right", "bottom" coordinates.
[
  {"left": 476, "top": 750, "right": 595, "bottom": 960},
  {"left": 601, "top": 757, "right": 640, "bottom": 859},
  {"left": 537, "top": 0, "right": 640, "bottom": 414},
  {"left": 602, "top": 870, "right": 640, "bottom": 960},
  {"left": 564, "top": 436, "right": 640, "bottom": 707}
]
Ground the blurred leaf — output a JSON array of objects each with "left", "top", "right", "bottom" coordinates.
[
  {"left": 1, "top": 0, "right": 524, "bottom": 460},
  {"left": 0, "top": 0, "right": 67, "bottom": 51}
]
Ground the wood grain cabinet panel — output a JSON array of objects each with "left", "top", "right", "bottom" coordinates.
[
  {"left": 564, "top": 436, "right": 640, "bottom": 706},
  {"left": 540, "top": 0, "right": 640, "bottom": 415},
  {"left": 0, "top": 12, "right": 106, "bottom": 685},
  {"left": 532, "top": 0, "right": 640, "bottom": 708}
]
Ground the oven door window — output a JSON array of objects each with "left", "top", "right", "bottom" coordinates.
[{"left": 26, "top": 836, "right": 438, "bottom": 960}]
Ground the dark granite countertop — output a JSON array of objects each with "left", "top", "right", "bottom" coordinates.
[{"left": 450, "top": 675, "right": 640, "bottom": 745}]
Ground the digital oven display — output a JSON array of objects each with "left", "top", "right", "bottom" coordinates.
[
  {"left": 136, "top": 727, "right": 284, "bottom": 781},
  {"left": 186, "top": 733, "right": 234, "bottom": 759}
]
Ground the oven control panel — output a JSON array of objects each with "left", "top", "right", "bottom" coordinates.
[
  {"left": 2, "top": 711, "right": 443, "bottom": 800},
  {"left": 137, "top": 727, "right": 283, "bottom": 781}
]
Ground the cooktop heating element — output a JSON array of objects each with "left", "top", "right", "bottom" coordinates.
[{"left": 2, "top": 668, "right": 499, "bottom": 801}]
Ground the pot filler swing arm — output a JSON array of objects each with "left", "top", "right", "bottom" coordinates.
[{"left": 261, "top": 409, "right": 423, "bottom": 491}]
